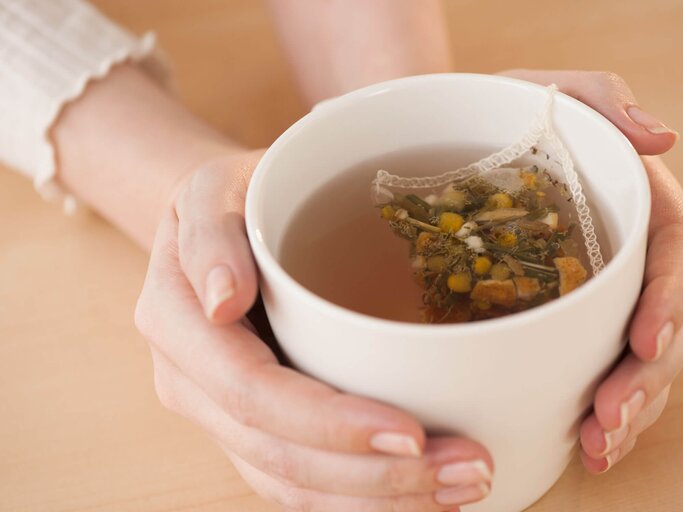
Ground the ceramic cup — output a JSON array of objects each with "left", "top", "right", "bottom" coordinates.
[{"left": 245, "top": 74, "right": 650, "bottom": 512}]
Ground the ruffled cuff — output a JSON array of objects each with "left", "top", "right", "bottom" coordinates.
[{"left": 0, "top": 0, "right": 169, "bottom": 213}]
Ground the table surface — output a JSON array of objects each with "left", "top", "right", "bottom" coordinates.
[{"left": 2, "top": 1, "right": 682, "bottom": 511}]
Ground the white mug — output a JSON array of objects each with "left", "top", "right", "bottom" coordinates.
[{"left": 245, "top": 74, "right": 650, "bottom": 512}]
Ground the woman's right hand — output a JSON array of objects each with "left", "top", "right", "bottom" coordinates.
[{"left": 134, "top": 151, "right": 494, "bottom": 511}]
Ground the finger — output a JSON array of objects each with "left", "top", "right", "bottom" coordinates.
[
  {"left": 581, "top": 386, "right": 669, "bottom": 473},
  {"left": 579, "top": 384, "right": 669, "bottom": 460},
  {"left": 498, "top": 69, "right": 678, "bottom": 155},
  {"left": 175, "top": 150, "right": 263, "bottom": 324},
  {"left": 150, "top": 347, "right": 493, "bottom": 497},
  {"left": 136, "top": 211, "right": 426, "bottom": 455},
  {"left": 579, "top": 445, "right": 610, "bottom": 475},
  {"left": 593, "top": 339, "right": 683, "bottom": 435},
  {"left": 229, "top": 451, "right": 488, "bottom": 512},
  {"left": 580, "top": 435, "right": 639, "bottom": 475},
  {"left": 625, "top": 384, "right": 671, "bottom": 446},
  {"left": 602, "top": 386, "right": 669, "bottom": 470},
  {"left": 580, "top": 413, "right": 630, "bottom": 460},
  {"left": 629, "top": 156, "right": 683, "bottom": 361}
]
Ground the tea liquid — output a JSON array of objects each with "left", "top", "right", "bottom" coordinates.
[{"left": 279, "top": 145, "right": 610, "bottom": 323}]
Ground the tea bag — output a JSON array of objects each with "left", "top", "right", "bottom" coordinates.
[{"left": 372, "top": 85, "right": 605, "bottom": 323}]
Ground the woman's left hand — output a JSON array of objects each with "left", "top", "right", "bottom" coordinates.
[{"left": 499, "top": 69, "right": 683, "bottom": 473}]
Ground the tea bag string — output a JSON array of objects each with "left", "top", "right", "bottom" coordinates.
[
  {"left": 540, "top": 87, "right": 606, "bottom": 275},
  {"left": 373, "top": 84, "right": 606, "bottom": 276},
  {"left": 373, "top": 86, "right": 557, "bottom": 194}
]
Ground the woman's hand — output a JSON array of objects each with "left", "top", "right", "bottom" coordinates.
[
  {"left": 132, "top": 67, "right": 681, "bottom": 512},
  {"left": 580, "top": 154, "right": 683, "bottom": 473},
  {"left": 500, "top": 69, "right": 683, "bottom": 473},
  {"left": 134, "top": 151, "right": 494, "bottom": 511}
]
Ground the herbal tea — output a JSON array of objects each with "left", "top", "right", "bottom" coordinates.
[{"left": 279, "top": 145, "right": 610, "bottom": 324}]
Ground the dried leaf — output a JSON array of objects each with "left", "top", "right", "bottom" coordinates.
[{"left": 474, "top": 208, "right": 529, "bottom": 223}]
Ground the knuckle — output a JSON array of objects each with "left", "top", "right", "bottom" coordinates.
[
  {"left": 185, "top": 164, "right": 218, "bottom": 201},
  {"left": 322, "top": 414, "right": 341, "bottom": 451},
  {"left": 153, "top": 367, "right": 178, "bottom": 412},
  {"left": 178, "top": 216, "right": 205, "bottom": 257},
  {"left": 176, "top": 223, "right": 210, "bottom": 280},
  {"left": 191, "top": 162, "right": 216, "bottom": 185},
  {"left": 227, "top": 163, "right": 251, "bottom": 203},
  {"left": 186, "top": 156, "right": 253, "bottom": 214},
  {"left": 174, "top": 166, "right": 213, "bottom": 220},
  {"left": 263, "top": 444, "right": 298, "bottom": 484},
  {"left": 320, "top": 394, "right": 351, "bottom": 450},
  {"left": 596, "top": 70, "right": 624, "bottom": 85},
  {"left": 133, "top": 288, "right": 171, "bottom": 350},
  {"left": 382, "top": 458, "right": 411, "bottom": 495},
  {"left": 225, "top": 152, "right": 260, "bottom": 211},
  {"left": 133, "top": 292, "right": 154, "bottom": 338},
  {"left": 222, "top": 367, "right": 258, "bottom": 427}
]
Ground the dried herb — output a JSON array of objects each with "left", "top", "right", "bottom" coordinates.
[{"left": 378, "top": 164, "right": 589, "bottom": 323}]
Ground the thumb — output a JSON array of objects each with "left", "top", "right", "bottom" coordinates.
[
  {"left": 497, "top": 69, "right": 678, "bottom": 155},
  {"left": 175, "top": 150, "right": 265, "bottom": 324}
]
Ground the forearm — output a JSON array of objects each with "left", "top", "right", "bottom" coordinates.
[
  {"left": 53, "top": 64, "right": 244, "bottom": 250},
  {"left": 266, "top": 0, "right": 453, "bottom": 107}
]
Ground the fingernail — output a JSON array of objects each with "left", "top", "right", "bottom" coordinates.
[
  {"left": 599, "top": 448, "right": 620, "bottom": 474},
  {"left": 600, "top": 390, "right": 645, "bottom": 458},
  {"left": 653, "top": 321, "right": 675, "bottom": 361},
  {"left": 437, "top": 459, "right": 492, "bottom": 487},
  {"left": 601, "top": 422, "right": 630, "bottom": 457},
  {"left": 618, "top": 389, "right": 646, "bottom": 429},
  {"left": 627, "top": 106, "right": 678, "bottom": 136},
  {"left": 370, "top": 432, "right": 422, "bottom": 457},
  {"left": 435, "top": 483, "right": 490, "bottom": 506},
  {"left": 205, "top": 265, "right": 235, "bottom": 318}
]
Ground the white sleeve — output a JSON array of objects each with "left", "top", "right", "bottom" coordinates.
[{"left": 0, "top": 0, "right": 168, "bottom": 211}]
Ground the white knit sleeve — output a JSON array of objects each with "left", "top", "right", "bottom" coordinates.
[{"left": 0, "top": 0, "right": 168, "bottom": 211}]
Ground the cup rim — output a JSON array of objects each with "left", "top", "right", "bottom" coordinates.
[{"left": 245, "top": 73, "right": 650, "bottom": 336}]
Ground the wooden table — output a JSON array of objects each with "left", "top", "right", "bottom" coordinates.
[{"left": 2, "top": 1, "right": 682, "bottom": 510}]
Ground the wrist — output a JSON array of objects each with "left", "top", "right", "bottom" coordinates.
[{"left": 52, "top": 63, "right": 247, "bottom": 249}]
